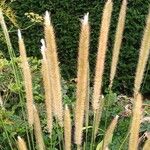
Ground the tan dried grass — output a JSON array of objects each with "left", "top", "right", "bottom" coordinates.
[
  {"left": 74, "top": 13, "right": 90, "bottom": 146},
  {"left": 44, "top": 11, "right": 63, "bottom": 126},
  {"left": 18, "top": 30, "right": 34, "bottom": 126},
  {"left": 92, "top": 0, "right": 113, "bottom": 112}
]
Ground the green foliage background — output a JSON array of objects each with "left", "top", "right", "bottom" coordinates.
[{"left": 1, "top": 0, "right": 150, "bottom": 95}]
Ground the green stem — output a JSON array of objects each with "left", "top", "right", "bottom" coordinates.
[
  {"left": 77, "top": 144, "right": 81, "bottom": 150},
  {"left": 85, "top": 63, "right": 90, "bottom": 149},
  {"left": 0, "top": 10, "right": 32, "bottom": 150},
  {"left": 118, "top": 131, "right": 130, "bottom": 150},
  {"left": 50, "top": 134, "right": 53, "bottom": 150},
  {"left": 0, "top": 114, "right": 13, "bottom": 150},
  {"left": 55, "top": 121, "right": 62, "bottom": 150},
  {"left": 90, "top": 113, "right": 96, "bottom": 150},
  {"left": 30, "top": 128, "right": 35, "bottom": 150}
]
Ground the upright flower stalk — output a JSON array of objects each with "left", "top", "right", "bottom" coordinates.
[
  {"left": 92, "top": 0, "right": 113, "bottom": 112},
  {"left": 33, "top": 105, "right": 45, "bottom": 150},
  {"left": 74, "top": 13, "right": 90, "bottom": 147},
  {"left": 134, "top": 10, "right": 150, "bottom": 94},
  {"left": 18, "top": 29, "right": 34, "bottom": 126},
  {"left": 129, "top": 93, "right": 143, "bottom": 150},
  {"left": 109, "top": 0, "right": 127, "bottom": 89},
  {"left": 102, "top": 115, "right": 119, "bottom": 149},
  {"left": 143, "top": 138, "right": 150, "bottom": 150},
  {"left": 41, "top": 39, "right": 53, "bottom": 134},
  {"left": 64, "top": 105, "right": 71, "bottom": 150},
  {"left": 44, "top": 11, "right": 63, "bottom": 126}
]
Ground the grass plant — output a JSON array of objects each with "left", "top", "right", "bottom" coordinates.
[{"left": 0, "top": 0, "right": 150, "bottom": 149}]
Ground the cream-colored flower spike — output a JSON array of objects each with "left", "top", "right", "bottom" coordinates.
[
  {"left": 75, "top": 12, "right": 90, "bottom": 147},
  {"left": 44, "top": 11, "right": 63, "bottom": 126},
  {"left": 17, "top": 136, "right": 28, "bottom": 150},
  {"left": 18, "top": 29, "right": 34, "bottom": 126},
  {"left": 129, "top": 93, "right": 142, "bottom": 150},
  {"left": 109, "top": 0, "right": 127, "bottom": 89},
  {"left": 33, "top": 105, "right": 45, "bottom": 150},
  {"left": 64, "top": 105, "right": 71, "bottom": 150},
  {"left": 41, "top": 39, "right": 53, "bottom": 134},
  {"left": 103, "top": 115, "right": 119, "bottom": 149},
  {"left": 92, "top": 0, "right": 113, "bottom": 112},
  {"left": 134, "top": 10, "right": 150, "bottom": 94}
]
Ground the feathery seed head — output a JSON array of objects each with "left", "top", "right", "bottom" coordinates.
[
  {"left": 134, "top": 10, "right": 150, "bottom": 94},
  {"left": 129, "top": 93, "right": 143, "bottom": 150},
  {"left": 109, "top": 0, "right": 127, "bottom": 89},
  {"left": 44, "top": 9, "right": 63, "bottom": 126},
  {"left": 92, "top": 0, "right": 113, "bottom": 111},
  {"left": 103, "top": 115, "right": 119, "bottom": 149},
  {"left": 64, "top": 104, "right": 71, "bottom": 150},
  {"left": 33, "top": 104, "right": 45, "bottom": 150}
]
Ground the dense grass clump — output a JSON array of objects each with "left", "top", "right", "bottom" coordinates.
[{"left": 0, "top": 0, "right": 150, "bottom": 149}]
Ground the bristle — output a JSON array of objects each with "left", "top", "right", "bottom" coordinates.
[
  {"left": 93, "top": 96, "right": 104, "bottom": 139},
  {"left": 44, "top": 12, "right": 63, "bottom": 126},
  {"left": 134, "top": 11, "right": 150, "bottom": 94},
  {"left": 18, "top": 29, "right": 34, "bottom": 126},
  {"left": 41, "top": 46, "right": 53, "bottom": 133}
]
